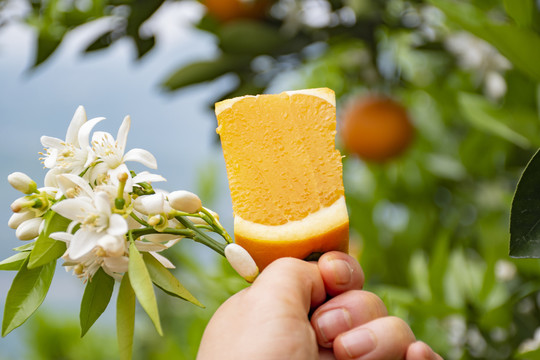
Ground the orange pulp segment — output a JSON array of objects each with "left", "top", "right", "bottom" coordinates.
[{"left": 215, "top": 88, "right": 349, "bottom": 269}]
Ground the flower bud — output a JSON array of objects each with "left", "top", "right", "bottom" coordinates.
[
  {"left": 225, "top": 243, "right": 259, "bottom": 283},
  {"left": 168, "top": 190, "right": 202, "bottom": 213},
  {"left": 8, "top": 210, "right": 35, "bottom": 229},
  {"left": 15, "top": 217, "right": 43, "bottom": 240},
  {"left": 8, "top": 172, "right": 37, "bottom": 194},
  {"left": 98, "top": 235, "right": 125, "bottom": 257},
  {"left": 133, "top": 193, "right": 165, "bottom": 215}
]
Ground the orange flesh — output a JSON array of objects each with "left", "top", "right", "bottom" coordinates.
[
  {"left": 216, "top": 92, "right": 344, "bottom": 225},
  {"left": 216, "top": 88, "right": 349, "bottom": 269}
]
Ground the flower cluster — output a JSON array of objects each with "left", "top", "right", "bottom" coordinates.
[
  {"left": 3, "top": 106, "right": 258, "bottom": 355},
  {"left": 7, "top": 106, "right": 251, "bottom": 282}
]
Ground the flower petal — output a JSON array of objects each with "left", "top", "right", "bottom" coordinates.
[
  {"left": 150, "top": 252, "right": 175, "bottom": 269},
  {"left": 94, "top": 191, "right": 112, "bottom": 216},
  {"left": 69, "top": 229, "right": 98, "bottom": 259},
  {"left": 123, "top": 148, "right": 157, "bottom": 169},
  {"left": 43, "top": 149, "right": 58, "bottom": 169},
  {"left": 52, "top": 197, "right": 95, "bottom": 221},
  {"left": 134, "top": 240, "right": 167, "bottom": 252},
  {"left": 143, "top": 233, "right": 181, "bottom": 243},
  {"left": 56, "top": 173, "right": 94, "bottom": 198},
  {"left": 78, "top": 117, "right": 105, "bottom": 150},
  {"left": 50, "top": 231, "right": 74, "bottom": 243},
  {"left": 132, "top": 171, "right": 166, "bottom": 184},
  {"left": 117, "top": 115, "right": 131, "bottom": 155},
  {"left": 133, "top": 193, "right": 165, "bottom": 215},
  {"left": 103, "top": 256, "right": 129, "bottom": 273},
  {"left": 40, "top": 136, "right": 63, "bottom": 149},
  {"left": 107, "top": 214, "right": 128, "bottom": 237},
  {"left": 65, "top": 106, "right": 87, "bottom": 146}
]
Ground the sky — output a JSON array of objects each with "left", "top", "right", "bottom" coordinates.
[{"left": 0, "top": 1, "right": 236, "bottom": 356}]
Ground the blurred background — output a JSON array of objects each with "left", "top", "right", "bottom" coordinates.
[{"left": 1, "top": 0, "right": 540, "bottom": 359}]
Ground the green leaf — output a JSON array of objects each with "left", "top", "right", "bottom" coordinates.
[
  {"left": 142, "top": 253, "right": 203, "bottom": 307},
  {"left": 117, "top": 273, "right": 135, "bottom": 360},
  {"left": 80, "top": 268, "right": 115, "bottom": 337},
  {"left": 128, "top": 242, "right": 162, "bottom": 335},
  {"left": 28, "top": 211, "right": 70, "bottom": 269},
  {"left": 429, "top": 0, "right": 540, "bottom": 82},
  {"left": 161, "top": 55, "right": 244, "bottom": 91},
  {"left": 0, "top": 252, "right": 29, "bottom": 271},
  {"left": 510, "top": 149, "right": 540, "bottom": 257},
  {"left": 33, "top": 29, "right": 64, "bottom": 68},
  {"left": 457, "top": 93, "right": 531, "bottom": 148},
  {"left": 13, "top": 243, "right": 35, "bottom": 252},
  {"left": 504, "top": 0, "right": 534, "bottom": 28},
  {"left": 218, "top": 21, "right": 284, "bottom": 56},
  {"left": 2, "top": 258, "right": 55, "bottom": 336}
]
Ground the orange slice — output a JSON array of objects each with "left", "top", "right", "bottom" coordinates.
[{"left": 215, "top": 88, "right": 349, "bottom": 270}]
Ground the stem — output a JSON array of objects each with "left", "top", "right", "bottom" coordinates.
[
  {"left": 130, "top": 212, "right": 150, "bottom": 227},
  {"left": 201, "top": 208, "right": 233, "bottom": 244},
  {"left": 175, "top": 216, "right": 226, "bottom": 257}
]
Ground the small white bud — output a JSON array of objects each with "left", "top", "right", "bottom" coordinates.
[
  {"left": 168, "top": 190, "right": 202, "bottom": 213},
  {"left": 133, "top": 193, "right": 165, "bottom": 215},
  {"left": 10, "top": 197, "right": 27, "bottom": 213},
  {"left": 225, "top": 243, "right": 259, "bottom": 283},
  {"left": 15, "top": 217, "right": 43, "bottom": 240},
  {"left": 8, "top": 172, "right": 37, "bottom": 194},
  {"left": 98, "top": 235, "right": 125, "bottom": 257},
  {"left": 8, "top": 210, "right": 35, "bottom": 229}
]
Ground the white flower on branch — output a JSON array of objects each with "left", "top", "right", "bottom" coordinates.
[
  {"left": 51, "top": 191, "right": 128, "bottom": 260},
  {"left": 88, "top": 115, "right": 158, "bottom": 192},
  {"left": 41, "top": 106, "right": 104, "bottom": 187}
]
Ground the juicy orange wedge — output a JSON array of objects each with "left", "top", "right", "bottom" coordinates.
[{"left": 216, "top": 88, "right": 349, "bottom": 270}]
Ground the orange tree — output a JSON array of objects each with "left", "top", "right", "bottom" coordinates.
[{"left": 2, "top": 0, "right": 540, "bottom": 359}]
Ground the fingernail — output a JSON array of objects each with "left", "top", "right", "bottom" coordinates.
[
  {"left": 330, "top": 258, "right": 353, "bottom": 285},
  {"left": 340, "top": 328, "right": 377, "bottom": 359},
  {"left": 317, "top": 308, "right": 353, "bottom": 345}
]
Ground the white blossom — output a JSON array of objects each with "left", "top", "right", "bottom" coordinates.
[
  {"left": 41, "top": 106, "right": 104, "bottom": 186},
  {"left": 88, "top": 115, "right": 158, "bottom": 192},
  {"left": 51, "top": 191, "right": 128, "bottom": 260}
]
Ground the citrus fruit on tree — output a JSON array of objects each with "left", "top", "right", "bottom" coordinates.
[
  {"left": 216, "top": 88, "right": 349, "bottom": 270},
  {"left": 203, "top": 0, "right": 272, "bottom": 22},
  {"left": 340, "top": 95, "right": 414, "bottom": 162}
]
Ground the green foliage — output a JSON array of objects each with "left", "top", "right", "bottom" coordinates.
[
  {"left": 80, "top": 268, "right": 115, "bottom": 337},
  {"left": 117, "top": 274, "right": 135, "bottom": 360},
  {"left": 510, "top": 149, "right": 540, "bottom": 257},
  {"left": 28, "top": 210, "right": 69, "bottom": 269},
  {"left": 143, "top": 252, "right": 203, "bottom": 307},
  {"left": 2, "top": 258, "right": 55, "bottom": 336},
  {"left": 128, "top": 241, "right": 162, "bottom": 336}
]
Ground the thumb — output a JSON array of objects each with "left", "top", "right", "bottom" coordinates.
[{"left": 250, "top": 257, "right": 327, "bottom": 314}]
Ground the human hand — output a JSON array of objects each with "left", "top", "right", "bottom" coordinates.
[{"left": 197, "top": 251, "right": 442, "bottom": 360}]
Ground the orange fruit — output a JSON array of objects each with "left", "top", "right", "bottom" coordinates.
[
  {"left": 340, "top": 95, "right": 414, "bottom": 162},
  {"left": 215, "top": 88, "right": 349, "bottom": 270},
  {"left": 203, "top": 0, "right": 271, "bottom": 22}
]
